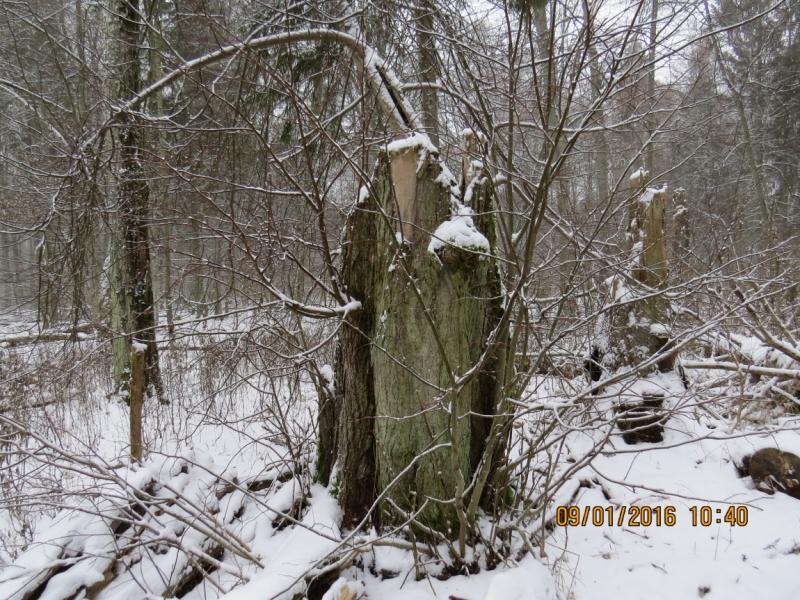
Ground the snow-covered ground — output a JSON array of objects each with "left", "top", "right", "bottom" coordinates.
[
  {"left": 547, "top": 414, "right": 800, "bottom": 600},
  {"left": 1, "top": 333, "right": 799, "bottom": 600}
]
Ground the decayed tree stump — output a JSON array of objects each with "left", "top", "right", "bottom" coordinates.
[
  {"left": 615, "top": 392, "right": 666, "bottom": 444},
  {"left": 323, "top": 132, "right": 502, "bottom": 539},
  {"left": 603, "top": 170, "right": 673, "bottom": 372}
]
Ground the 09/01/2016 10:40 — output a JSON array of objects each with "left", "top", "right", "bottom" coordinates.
[{"left": 555, "top": 505, "right": 749, "bottom": 527}]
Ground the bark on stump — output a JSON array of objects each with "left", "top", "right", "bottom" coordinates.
[
  {"left": 604, "top": 171, "right": 673, "bottom": 371},
  {"left": 615, "top": 391, "right": 665, "bottom": 444},
  {"left": 325, "top": 136, "right": 502, "bottom": 540}
]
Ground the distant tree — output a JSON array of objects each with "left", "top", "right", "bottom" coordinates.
[{"left": 109, "top": 0, "right": 163, "bottom": 402}]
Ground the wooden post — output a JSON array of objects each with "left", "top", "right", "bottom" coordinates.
[{"left": 130, "top": 342, "right": 146, "bottom": 463}]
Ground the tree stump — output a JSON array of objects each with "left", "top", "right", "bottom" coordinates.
[
  {"left": 602, "top": 170, "right": 674, "bottom": 372},
  {"left": 615, "top": 392, "right": 665, "bottom": 444},
  {"left": 327, "top": 132, "right": 503, "bottom": 540}
]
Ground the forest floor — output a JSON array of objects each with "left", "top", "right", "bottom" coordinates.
[{"left": 1, "top": 321, "right": 799, "bottom": 600}]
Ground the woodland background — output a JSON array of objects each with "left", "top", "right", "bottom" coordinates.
[{"left": 0, "top": 0, "right": 799, "bottom": 598}]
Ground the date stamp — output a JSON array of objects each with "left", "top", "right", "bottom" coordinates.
[{"left": 555, "top": 505, "right": 749, "bottom": 527}]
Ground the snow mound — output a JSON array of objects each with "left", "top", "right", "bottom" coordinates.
[
  {"left": 428, "top": 205, "right": 490, "bottom": 256},
  {"left": 385, "top": 132, "right": 438, "bottom": 156}
]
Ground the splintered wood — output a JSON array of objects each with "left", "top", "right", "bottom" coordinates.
[
  {"left": 389, "top": 148, "right": 421, "bottom": 243},
  {"left": 628, "top": 173, "right": 668, "bottom": 288}
]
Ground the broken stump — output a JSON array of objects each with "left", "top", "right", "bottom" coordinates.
[{"left": 615, "top": 392, "right": 665, "bottom": 444}]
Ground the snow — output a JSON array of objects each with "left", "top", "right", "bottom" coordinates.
[
  {"left": 740, "top": 335, "right": 773, "bottom": 367},
  {"left": 434, "top": 162, "right": 459, "bottom": 192},
  {"left": 273, "top": 287, "right": 361, "bottom": 318},
  {"left": 385, "top": 132, "right": 438, "bottom": 157},
  {"left": 363, "top": 48, "right": 420, "bottom": 132},
  {"left": 534, "top": 371, "right": 800, "bottom": 600},
  {"left": 320, "top": 364, "right": 335, "bottom": 395},
  {"left": 336, "top": 300, "right": 362, "bottom": 315},
  {"left": 483, "top": 561, "right": 557, "bottom": 600},
  {"left": 428, "top": 205, "right": 490, "bottom": 256},
  {"left": 5, "top": 377, "right": 800, "bottom": 600},
  {"left": 549, "top": 430, "right": 800, "bottom": 600},
  {"left": 220, "top": 486, "right": 343, "bottom": 600},
  {"left": 369, "top": 540, "right": 421, "bottom": 578},
  {"left": 4, "top": 313, "right": 800, "bottom": 600},
  {"left": 637, "top": 187, "right": 661, "bottom": 208},
  {"left": 604, "top": 274, "right": 636, "bottom": 303},
  {"left": 649, "top": 323, "right": 668, "bottom": 336},
  {"left": 357, "top": 185, "right": 370, "bottom": 205},
  {"left": 463, "top": 171, "right": 487, "bottom": 206}
]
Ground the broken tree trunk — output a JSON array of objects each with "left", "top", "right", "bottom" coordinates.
[
  {"left": 328, "top": 132, "right": 502, "bottom": 543},
  {"left": 605, "top": 170, "right": 673, "bottom": 371}
]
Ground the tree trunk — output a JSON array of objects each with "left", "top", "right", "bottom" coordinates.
[
  {"left": 415, "top": 0, "right": 439, "bottom": 146},
  {"left": 146, "top": 0, "right": 176, "bottom": 350},
  {"left": 111, "top": 0, "right": 163, "bottom": 400},
  {"left": 606, "top": 171, "right": 672, "bottom": 370},
  {"left": 589, "top": 43, "right": 609, "bottom": 205},
  {"left": 331, "top": 136, "right": 501, "bottom": 542},
  {"left": 646, "top": 0, "right": 658, "bottom": 176},
  {"left": 325, "top": 191, "right": 381, "bottom": 520}
]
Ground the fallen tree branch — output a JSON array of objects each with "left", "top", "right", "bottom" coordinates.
[
  {"left": 0, "top": 325, "right": 94, "bottom": 347},
  {"left": 682, "top": 360, "right": 800, "bottom": 380}
]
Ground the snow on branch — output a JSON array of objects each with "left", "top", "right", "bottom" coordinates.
[
  {"left": 121, "top": 28, "right": 418, "bottom": 133},
  {"left": 681, "top": 360, "right": 800, "bottom": 380},
  {"left": 261, "top": 278, "right": 361, "bottom": 319}
]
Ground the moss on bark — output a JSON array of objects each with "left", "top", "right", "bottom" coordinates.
[{"left": 331, "top": 140, "right": 502, "bottom": 539}]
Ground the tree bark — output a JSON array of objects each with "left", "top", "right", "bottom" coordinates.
[
  {"left": 111, "top": 0, "right": 163, "bottom": 400},
  {"left": 317, "top": 174, "right": 384, "bottom": 516},
  {"left": 606, "top": 172, "right": 672, "bottom": 370},
  {"left": 333, "top": 138, "right": 501, "bottom": 541}
]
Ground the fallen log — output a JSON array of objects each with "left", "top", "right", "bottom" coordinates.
[
  {"left": 0, "top": 325, "right": 94, "bottom": 347},
  {"left": 681, "top": 360, "right": 800, "bottom": 380}
]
